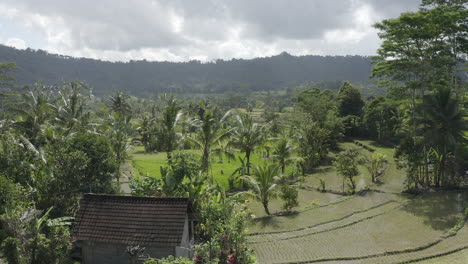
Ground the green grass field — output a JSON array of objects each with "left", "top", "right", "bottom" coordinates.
[{"left": 129, "top": 144, "right": 298, "bottom": 188}]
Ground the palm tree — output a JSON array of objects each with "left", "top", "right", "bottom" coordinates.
[
  {"left": 109, "top": 91, "right": 132, "bottom": 117},
  {"left": 10, "top": 86, "right": 55, "bottom": 145},
  {"left": 270, "top": 138, "right": 303, "bottom": 174},
  {"left": 107, "top": 113, "right": 133, "bottom": 183},
  {"left": 188, "top": 104, "right": 232, "bottom": 172},
  {"left": 420, "top": 87, "right": 467, "bottom": 186},
  {"left": 159, "top": 94, "right": 183, "bottom": 162},
  {"left": 54, "top": 82, "right": 90, "bottom": 137},
  {"left": 136, "top": 113, "right": 156, "bottom": 152},
  {"left": 242, "top": 164, "right": 281, "bottom": 215},
  {"left": 230, "top": 112, "right": 265, "bottom": 175}
]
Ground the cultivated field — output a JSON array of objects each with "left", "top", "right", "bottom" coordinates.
[{"left": 128, "top": 140, "right": 468, "bottom": 264}]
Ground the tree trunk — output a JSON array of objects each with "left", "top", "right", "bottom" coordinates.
[{"left": 263, "top": 200, "right": 270, "bottom": 215}]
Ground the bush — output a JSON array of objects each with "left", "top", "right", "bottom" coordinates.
[
  {"left": 280, "top": 185, "right": 299, "bottom": 212},
  {"left": 1, "top": 237, "right": 21, "bottom": 264},
  {"left": 319, "top": 179, "right": 326, "bottom": 192},
  {"left": 144, "top": 256, "right": 192, "bottom": 264}
]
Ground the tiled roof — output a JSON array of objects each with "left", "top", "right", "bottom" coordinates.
[{"left": 72, "top": 194, "right": 190, "bottom": 247}]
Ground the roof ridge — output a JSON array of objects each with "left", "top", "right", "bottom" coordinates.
[{"left": 83, "top": 193, "right": 189, "bottom": 202}]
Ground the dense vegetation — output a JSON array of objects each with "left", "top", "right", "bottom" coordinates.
[
  {"left": 0, "top": 0, "right": 466, "bottom": 263},
  {"left": 0, "top": 45, "right": 378, "bottom": 97}
]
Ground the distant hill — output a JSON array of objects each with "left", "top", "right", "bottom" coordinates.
[{"left": 0, "top": 45, "right": 374, "bottom": 96}]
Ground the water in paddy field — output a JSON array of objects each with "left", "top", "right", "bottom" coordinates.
[{"left": 401, "top": 190, "right": 468, "bottom": 231}]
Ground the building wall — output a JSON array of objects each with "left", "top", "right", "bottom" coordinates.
[
  {"left": 176, "top": 216, "right": 193, "bottom": 258},
  {"left": 82, "top": 241, "right": 174, "bottom": 264}
]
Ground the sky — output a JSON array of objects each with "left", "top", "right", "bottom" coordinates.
[{"left": 0, "top": 0, "right": 421, "bottom": 62}]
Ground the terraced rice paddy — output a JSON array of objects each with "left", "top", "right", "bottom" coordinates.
[
  {"left": 249, "top": 191, "right": 467, "bottom": 264},
  {"left": 247, "top": 141, "right": 467, "bottom": 264},
  {"left": 128, "top": 139, "right": 467, "bottom": 263}
]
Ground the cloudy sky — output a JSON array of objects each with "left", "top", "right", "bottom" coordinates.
[{"left": 0, "top": 0, "right": 421, "bottom": 62}]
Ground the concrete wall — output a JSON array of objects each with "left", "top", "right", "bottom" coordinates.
[
  {"left": 82, "top": 241, "right": 174, "bottom": 264},
  {"left": 176, "top": 216, "right": 194, "bottom": 258}
]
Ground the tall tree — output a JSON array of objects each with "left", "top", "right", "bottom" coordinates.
[
  {"left": 420, "top": 87, "right": 467, "bottom": 186},
  {"left": 242, "top": 164, "right": 281, "bottom": 215},
  {"left": 159, "top": 94, "right": 183, "bottom": 162},
  {"left": 188, "top": 103, "right": 232, "bottom": 173},
  {"left": 270, "top": 138, "right": 303, "bottom": 174},
  {"left": 230, "top": 112, "right": 265, "bottom": 175}
]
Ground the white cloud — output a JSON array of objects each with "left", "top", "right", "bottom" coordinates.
[
  {"left": 0, "top": 0, "right": 421, "bottom": 62},
  {"left": 4, "top": 37, "right": 26, "bottom": 49}
]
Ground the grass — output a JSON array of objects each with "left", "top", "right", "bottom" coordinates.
[{"left": 130, "top": 145, "right": 295, "bottom": 189}]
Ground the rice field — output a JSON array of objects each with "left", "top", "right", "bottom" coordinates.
[
  {"left": 128, "top": 139, "right": 468, "bottom": 263},
  {"left": 250, "top": 191, "right": 467, "bottom": 264}
]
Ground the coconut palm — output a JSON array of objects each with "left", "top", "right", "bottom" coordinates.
[
  {"left": 107, "top": 113, "right": 133, "bottom": 183},
  {"left": 54, "top": 82, "right": 90, "bottom": 137},
  {"left": 242, "top": 164, "right": 281, "bottom": 215},
  {"left": 230, "top": 112, "right": 265, "bottom": 175},
  {"left": 188, "top": 104, "right": 232, "bottom": 172},
  {"left": 10, "top": 86, "right": 55, "bottom": 145},
  {"left": 160, "top": 94, "right": 183, "bottom": 162},
  {"left": 109, "top": 91, "right": 132, "bottom": 117},
  {"left": 270, "top": 138, "right": 303, "bottom": 175}
]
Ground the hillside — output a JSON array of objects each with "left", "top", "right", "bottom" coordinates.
[{"left": 0, "top": 45, "right": 373, "bottom": 96}]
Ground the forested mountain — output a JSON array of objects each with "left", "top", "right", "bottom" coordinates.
[{"left": 0, "top": 45, "right": 373, "bottom": 96}]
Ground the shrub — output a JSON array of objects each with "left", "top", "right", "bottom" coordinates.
[
  {"left": 144, "top": 256, "right": 194, "bottom": 264},
  {"left": 1, "top": 237, "right": 21, "bottom": 264},
  {"left": 280, "top": 185, "right": 299, "bottom": 212},
  {"left": 319, "top": 179, "right": 326, "bottom": 192}
]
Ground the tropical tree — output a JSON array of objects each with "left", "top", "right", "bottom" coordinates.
[
  {"left": 295, "top": 120, "right": 330, "bottom": 174},
  {"left": 109, "top": 91, "right": 132, "bottom": 117},
  {"left": 9, "top": 85, "right": 55, "bottom": 145},
  {"left": 230, "top": 112, "right": 265, "bottom": 175},
  {"left": 107, "top": 113, "right": 133, "bottom": 183},
  {"left": 187, "top": 103, "right": 232, "bottom": 172},
  {"left": 159, "top": 94, "right": 183, "bottom": 162},
  {"left": 242, "top": 164, "right": 281, "bottom": 215},
  {"left": 363, "top": 152, "right": 388, "bottom": 183},
  {"left": 270, "top": 138, "right": 303, "bottom": 175},
  {"left": 53, "top": 82, "right": 90, "bottom": 137},
  {"left": 420, "top": 87, "right": 467, "bottom": 186},
  {"left": 334, "top": 147, "right": 361, "bottom": 194}
]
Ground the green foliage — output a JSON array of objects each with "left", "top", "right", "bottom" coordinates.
[
  {"left": 70, "top": 132, "right": 118, "bottom": 193},
  {"left": 130, "top": 176, "right": 162, "bottom": 196},
  {"left": 363, "top": 97, "right": 400, "bottom": 142},
  {"left": 144, "top": 256, "right": 192, "bottom": 264},
  {"left": 319, "top": 178, "right": 326, "bottom": 192},
  {"left": 295, "top": 120, "right": 330, "bottom": 173},
  {"left": 334, "top": 147, "right": 361, "bottom": 193},
  {"left": 242, "top": 164, "right": 281, "bottom": 215},
  {"left": 159, "top": 94, "right": 183, "bottom": 160},
  {"left": 279, "top": 185, "right": 299, "bottom": 212},
  {"left": 1, "top": 237, "right": 21, "bottom": 264},
  {"left": 0, "top": 176, "right": 23, "bottom": 215},
  {"left": 363, "top": 152, "right": 388, "bottom": 183},
  {"left": 0, "top": 45, "right": 376, "bottom": 96},
  {"left": 187, "top": 103, "right": 231, "bottom": 172},
  {"left": 270, "top": 138, "right": 303, "bottom": 175},
  {"left": 229, "top": 112, "right": 266, "bottom": 175},
  {"left": 0, "top": 62, "right": 17, "bottom": 86},
  {"left": 195, "top": 192, "right": 256, "bottom": 264},
  {"left": 338, "top": 82, "right": 365, "bottom": 118}
]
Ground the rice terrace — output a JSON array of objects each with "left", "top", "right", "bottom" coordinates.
[
  {"left": 129, "top": 137, "right": 468, "bottom": 264},
  {"left": 0, "top": 0, "right": 467, "bottom": 263}
]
